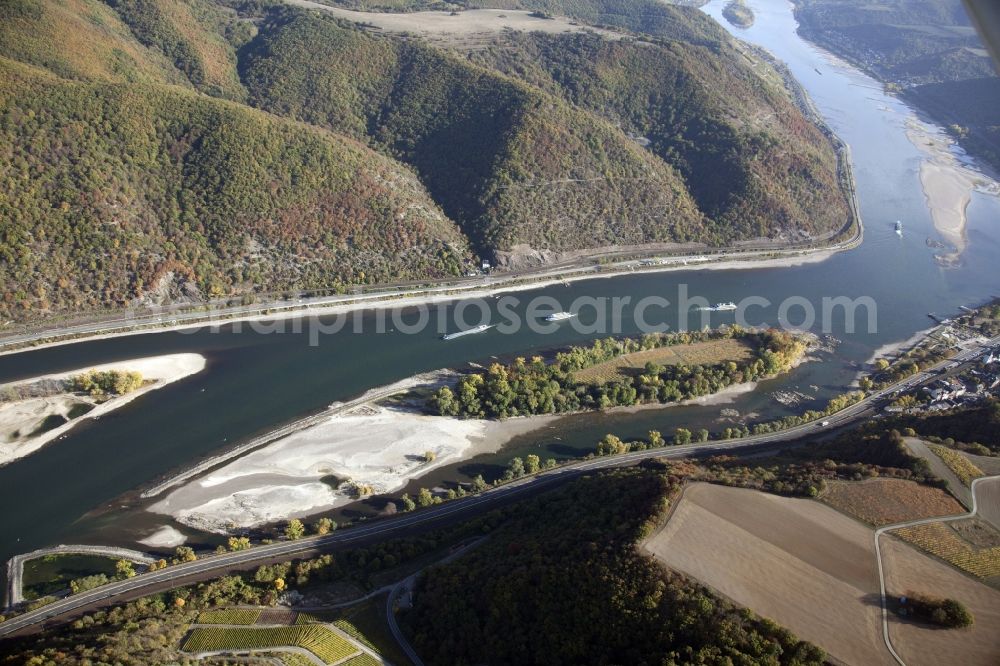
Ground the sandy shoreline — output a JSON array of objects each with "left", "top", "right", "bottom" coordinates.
[
  {"left": 147, "top": 364, "right": 782, "bottom": 533},
  {"left": 145, "top": 334, "right": 817, "bottom": 533},
  {"left": 0, "top": 354, "right": 206, "bottom": 467},
  {"left": 138, "top": 525, "right": 188, "bottom": 548},
  {"left": 150, "top": 404, "right": 559, "bottom": 532},
  {"left": 905, "top": 118, "right": 999, "bottom": 262}
]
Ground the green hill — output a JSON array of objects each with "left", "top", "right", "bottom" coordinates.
[
  {"left": 0, "top": 0, "right": 851, "bottom": 320},
  {"left": 240, "top": 12, "right": 705, "bottom": 258},
  {"left": 468, "top": 30, "right": 848, "bottom": 243},
  {"left": 0, "top": 0, "right": 188, "bottom": 85},
  {"left": 0, "top": 57, "right": 469, "bottom": 317},
  {"left": 240, "top": 10, "right": 847, "bottom": 256}
]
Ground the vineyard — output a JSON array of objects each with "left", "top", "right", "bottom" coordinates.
[
  {"left": 895, "top": 522, "right": 1000, "bottom": 578},
  {"left": 196, "top": 608, "right": 262, "bottom": 625},
  {"left": 821, "top": 478, "right": 963, "bottom": 526},
  {"left": 928, "top": 444, "right": 984, "bottom": 486},
  {"left": 183, "top": 625, "right": 359, "bottom": 664}
]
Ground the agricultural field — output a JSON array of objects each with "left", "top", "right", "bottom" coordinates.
[
  {"left": 951, "top": 517, "right": 1000, "bottom": 548},
  {"left": 644, "top": 483, "right": 897, "bottom": 666},
  {"left": 975, "top": 477, "right": 1000, "bottom": 532},
  {"left": 296, "top": 597, "right": 406, "bottom": 666},
  {"left": 929, "top": 444, "right": 984, "bottom": 486},
  {"left": 183, "top": 625, "right": 359, "bottom": 664},
  {"left": 573, "top": 338, "right": 751, "bottom": 384},
  {"left": 895, "top": 522, "right": 1000, "bottom": 579},
  {"left": 882, "top": 536, "right": 1000, "bottom": 665},
  {"left": 196, "top": 608, "right": 262, "bottom": 625},
  {"left": 821, "top": 478, "right": 963, "bottom": 526}
]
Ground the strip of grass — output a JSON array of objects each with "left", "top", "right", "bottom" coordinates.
[
  {"left": 183, "top": 625, "right": 358, "bottom": 664},
  {"left": 274, "top": 653, "right": 317, "bottom": 666},
  {"left": 341, "top": 653, "right": 381, "bottom": 666},
  {"left": 196, "top": 608, "right": 262, "bottom": 625},
  {"left": 573, "top": 338, "right": 751, "bottom": 384}
]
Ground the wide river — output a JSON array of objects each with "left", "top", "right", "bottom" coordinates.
[{"left": 1, "top": 0, "right": 999, "bottom": 570}]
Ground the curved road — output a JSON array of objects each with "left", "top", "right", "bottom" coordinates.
[
  {"left": 0, "top": 228, "right": 862, "bottom": 355},
  {"left": 0, "top": 334, "right": 993, "bottom": 639},
  {"left": 874, "top": 474, "right": 1000, "bottom": 666}
]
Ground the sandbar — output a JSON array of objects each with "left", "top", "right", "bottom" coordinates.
[
  {"left": 150, "top": 405, "right": 557, "bottom": 532},
  {"left": 0, "top": 353, "right": 206, "bottom": 466}
]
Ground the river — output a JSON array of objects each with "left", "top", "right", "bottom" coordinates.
[{"left": 1, "top": 0, "right": 999, "bottom": 571}]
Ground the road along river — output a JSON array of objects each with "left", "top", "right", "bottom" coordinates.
[{"left": 0, "top": 0, "right": 999, "bottom": 580}]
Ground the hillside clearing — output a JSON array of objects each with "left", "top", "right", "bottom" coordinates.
[
  {"left": 977, "top": 477, "right": 1000, "bottom": 531},
  {"left": 573, "top": 338, "right": 752, "bottom": 384},
  {"left": 283, "top": 3, "right": 625, "bottom": 49}
]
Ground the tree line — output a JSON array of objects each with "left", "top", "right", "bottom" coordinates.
[{"left": 429, "top": 327, "right": 806, "bottom": 419}]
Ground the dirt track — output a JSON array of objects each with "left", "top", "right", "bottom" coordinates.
[{"left": 882, "top": 535, "right": 1000, "bottom": 665}]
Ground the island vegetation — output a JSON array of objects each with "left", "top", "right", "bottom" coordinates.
[
  {"left": 70, "top": 370, "right": 144, "bottom": 399},
  {"left": 722, "top": 0, "right": 754, "bottom": 28},
  {"left": 429, "top": 327, "right": 806, "bottom": 418}
]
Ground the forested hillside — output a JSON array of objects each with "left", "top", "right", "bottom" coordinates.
[
  {"left": 0, "top": 0, "right": 849, "bottom": 321},
  {"left": 468, "top": 30, "right": 847, "bottom": 243},
  {"left": 0, "top": 57, "right": 469, "bottom": 315},
  {"left": 402, "top": 467, "right": 825, "bottom": 665},
  {"left": 241, "top": 12, "right": 704, "bottom": 256},
  {"left": 793, "top": 0, "right": 1000, "bottom": 172}
]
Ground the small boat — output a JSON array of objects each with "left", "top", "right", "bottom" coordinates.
[
  {"left": 895, "top": 220, "right": 903, "bottom": 235},
  {"left": 699, "top": 302, "right": 737, "bottom": 312},
  {"left": 442, "top": 324, "right": 494, "bottom": 340},
  {"left": 544, "top": 311, "right": 576, "bottom": 322}
]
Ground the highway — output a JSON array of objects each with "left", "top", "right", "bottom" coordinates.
[
  {"left": 0, "top": 224, "right": 862, "bottom": 355},
  {"left": 0, "top": 333, "right": 993, "bottom": 639}
]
